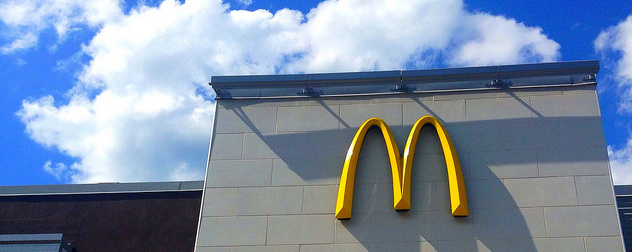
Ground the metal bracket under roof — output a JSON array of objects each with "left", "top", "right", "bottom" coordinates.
[{"left": 210, "top": 60, "right": 599, "bottom": 99}]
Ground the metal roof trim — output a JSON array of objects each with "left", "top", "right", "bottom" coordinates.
[
  {"left": 210, "top": 60, "right": 599, "bottom": 99},
  {"left": 0, "top": 181, "right": 204, "bottom": 196}
]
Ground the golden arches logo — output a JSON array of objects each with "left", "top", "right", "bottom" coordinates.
[{"left": 335, "top": 116, "right": 468, "bottom": 220}]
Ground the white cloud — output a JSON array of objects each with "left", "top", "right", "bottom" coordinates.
[
  {"left": 609, "top": 139, "right": 632, "bottom": 185},
  {"left": 15, "top": 0, "right": 561, "bottom": 183},
  {"left": 43, "top": 161, "right": 69, "bottom": 181},
  {"left": 0, "top": 0, "right": 123, "bottom": 53},
  {"left": 290, "top": 0, "right": 463, "bottom": 72},
  {"left": 450, "top": 13, "right": 560, "bottom": 66},
  {"left": 290, "top": 0, "right": 559, "bottom": 72},
  {"left": 596, "top": 15, "right": 632, "bottom": 112},
  {"left": 237, "top": 0, "right": 253, "bottom": 7},
  {"left": 596, "top": 14, "right": 632, "bottom": 185}
]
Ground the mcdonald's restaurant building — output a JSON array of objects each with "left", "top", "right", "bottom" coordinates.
[
  {"left": 196, "top": 60, "right": 625, "bottom": 251},
  {"left": 0, "top": 60, "right": 626, "bottom": 252}
]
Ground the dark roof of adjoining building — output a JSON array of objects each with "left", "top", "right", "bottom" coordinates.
[
  {"left": 615, "top": 185, "right": 632, "bottom": 251},
  {"left": 0, "top": 180, "right": 203, "bottom": 196},
  {"left": 616, "top": 185, "right": 632, "bottom": 196},
  {"left": 0, "top": 181, "right": 204, "bottom": 252},
  {"left": 210, "top": 60, "right": 599, "bottom": 99}
]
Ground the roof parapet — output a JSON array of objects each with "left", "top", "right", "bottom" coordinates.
[{"left": 210, "top": 60, "right": 599, "bottom": 99}]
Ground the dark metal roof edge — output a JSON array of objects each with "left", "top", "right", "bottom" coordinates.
[
  {"left": 0, "top": 233, "right": 64, "bottom": 242},
  {"left": 210, "top": 60, "right": 599, "bottom": 89},
  {"left": 615, "top": 185, "right": 632, "bottom": 196},
  {"left": 0, "top": 181, "right": 204, "bottom": 196},
  {"left": 215, "top": 82, "right": 597, "bottom": 100}
]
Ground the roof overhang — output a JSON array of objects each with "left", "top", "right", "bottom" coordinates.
[{"left": 210, "top": 60, "right": 599, "bottom": 99}]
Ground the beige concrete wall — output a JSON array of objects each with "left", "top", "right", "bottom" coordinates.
[{"left": 195, "top": 84, "right": 624, "bottom": 251}]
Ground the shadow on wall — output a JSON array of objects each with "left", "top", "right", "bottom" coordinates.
[
  {"left": 222, "top": 98, "right": 607, "bottom": 251},
  {"left": 336, "top": 127, "right": 536, "bottom": 251}
]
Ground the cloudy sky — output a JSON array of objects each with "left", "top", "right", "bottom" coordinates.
[{"left": 1, "top": 0, "right": 631, "bottom": 185}]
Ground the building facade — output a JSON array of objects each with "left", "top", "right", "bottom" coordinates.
[
  {"left": 615, "top": 185, "right": 632, "bottom": 251},
  {"left": 0, "top": 181, "right": 202, "bottom": 251},
  {"left": 196, "top": 60, "right": 624, "bottom": 251},
  {"left": 0, "top": 60, "right": 624, "bottom": 252}
]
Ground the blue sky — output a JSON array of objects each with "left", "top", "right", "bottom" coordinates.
[{"left": 1, "top": 0, "right": 631, "bottom": 185}]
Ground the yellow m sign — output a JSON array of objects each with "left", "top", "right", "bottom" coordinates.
[{"left": 335, "top": 116, "right": 468, "bottom": 220}]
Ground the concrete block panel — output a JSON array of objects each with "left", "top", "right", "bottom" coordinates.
[
  {"left": 562, "top": 84, "right": 597, "bottom": 95},
  {"left": 458, "top": 151, "right": 471, "bottom": 180},
  {"left": 536, "top": 118, "right": 606, "bottom": 149},
  {"left": 350, "top": 129, "right": 461, "bottom": 179},
  {"left": 335, "top": 211, "right": 410, "bottom": 243},
  {"left": 206, "top": 160, "right": 272, "bottom": 188},
  {"left": 310, "top": 182, "right": 446, "bottom": 215},
  {"left": 230, "top": 245, "right": 299, "bottom": 252},
  {"left": 354, "top": 154, "right": 451, "bottom": 184},
  {"left": 335, "top": 210, "right": 474, "bottom": 243},
  {"left": 537, "top": 146, "right": 610, "bottom": 177},
  {"left": 202, "top": 188, "right": 237, "bottom": 216},
  {"left": 402, "top": 211, "right": 475, "bottom": 242},
  {"left": 340, "top": 103, "right": 403, "bottom": 128},
  {"left": 411, "top": 181, "right": 446, "bottom": 212},
  {"left": 215, "top": 106, "right": 277, "bottom": 134},
  {"left": 351, "top": 183, "right": 398, "bottom": 213},
  {"left": 465, "top": 97, "right": 533, "bottom": 121},
  {"left": 371, "top": 93, "right": 433, "bottom": 104},
  {"left": 195, "top": 247, "right": 231, "bottom": 252},
  {"left": 472, "top": 207, "right": 546, "bottom": 239},
  {"left": 584, "top": 236, "right": 625, "bottom": 252},
  {"left": 197, "top": 216, "right": 267, "bottom": 246},
  {"left": 448, "top": 123, "right": 503, "bottom": 153},
  {"left": 303, "top": 185, "right": 338, "bottom": 214},
  {"left": 272, "top": 157, "right": 342, "bottom": 186},
  {"left": 403, "top": 99, "right": 466, "bottom": 124},
  {"left": 299, "top": 243, "right": 368, "bottom": 252},
  {"left": 434, "top": 181, "right": 452, "bottom": 212},
  {"left": 236, "top": 186, "right": 303, "bottom": 215},
  {"left": 418, "top": 178, "right": 469, "bottom": 212},
  {"left": 434, "top": 91, "right": 497, "bottom": 101},
  {"left": 544, "top": 205, "right": 621, "bottom": 237},
  {"left": 209, "top": 134, "right": 243, "bottom": 160},
  {"left": 530, "top": 93, "right": 600, "bottom": 118},
  {"left": 267, "top": 215, "right": 334, "bottom": 245},
  {"left": 504, "top": 177, "right": 578, "bottom": 207},
  {"left": 496, "top": 121, "right": 544, "bottom": 151},
  {"left": 354, "top": 154, "right": 392, "bottom": 184},
  {"left": 496, "top": 88, "right": 563, "bottom": 98},
  {"left": 509, "top": 238, "right": 585, "bottom": 252},
  {"left": 309, "top": 96, "right": 372, "bottom": 106},
  {"left": 423, "top": 239, "right": 511, "bottom": 252},
  {"left": 233, "top": 98, "right": 310, "bottom": 107},
  {"left": 302, "top": 241, "right": 509, "bottom": 252},
  {"left": 465, "top": 179, "right": 515, "bottom": 210},
  {"left": 277, "top": 106, "right": 340, "bottom": 132},
  {"left": 306, "top": 129, "right": 356, "bottom": 158},
  {"left": 243, "top": 132, "right": 308, "bottom": 159},
  {"left": 499, "top": 118, "right": 606, "bottom": 151},
  {"left": 400, "top": 125, "right": 452, "bottom": 154},
  {"left": 470, "top": 239, "right": 512, "bottom": 252},
  {"left": 576, "top": 175, "right": 616, "bottom": 205},
  {"left": 469, "top": 149, "right": 538, "bottom": 179},
  {"left": 346, "top": 123, "right": 460, "bottom": 183},
  {"left": 402, "top": 127, "right": 461, "bottom": 182},
  {"left": 355, "top": 128, "right": 407, "bottom": 157}
]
